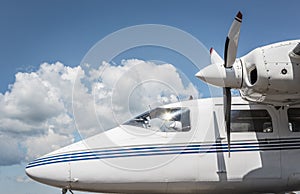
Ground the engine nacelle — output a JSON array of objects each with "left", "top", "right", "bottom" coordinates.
[{"left": 240, "top": 40, "right": 300, "bottom": 105}]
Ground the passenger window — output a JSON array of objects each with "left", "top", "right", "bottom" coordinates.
[
  {"left": 288, "top": 108, "right": 300, "bottom": 132},
  {"left": 231, "top": 110, "right": 273, "bottom": 133}
]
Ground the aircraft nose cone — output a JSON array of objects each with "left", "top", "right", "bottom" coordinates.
[{"left": 25, "top": 156, "right": 70, "bottom": 188}]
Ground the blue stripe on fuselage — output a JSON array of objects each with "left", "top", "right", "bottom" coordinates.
[{"left": 26, "top": 138, "right": 300, "bottom": 169}]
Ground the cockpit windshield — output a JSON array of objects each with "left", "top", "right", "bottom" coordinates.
[{"left": 123, "top": 107, "right": 191, "bottom": 132}]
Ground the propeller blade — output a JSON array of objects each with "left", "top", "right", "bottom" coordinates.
[
  {"left": 210, "top": 48, "right": 224, "bottom": 64},
  {"left": 224, "top": 11, "right": 243, "bottom": 68},
  {"left": 223, "top": 87, "right": 232, "bottom": 157}
]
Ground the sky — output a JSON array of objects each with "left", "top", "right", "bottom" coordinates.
[{"left": 0, "top": 1, "right": 300, "bottom": 194}]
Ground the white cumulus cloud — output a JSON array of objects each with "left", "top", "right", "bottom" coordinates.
[{"left": 0, "top": 59, "right": 199, "bottom": 166}]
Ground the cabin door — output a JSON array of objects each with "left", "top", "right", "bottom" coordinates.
[{"left": 222, "top": 106, "right": 281, "bottom": 180}]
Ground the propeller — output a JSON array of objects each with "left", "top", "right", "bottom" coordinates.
[
  {"left": 195, "top": 11, "right": 243, "bottom": 157},
  {"left": 223, "top": 11, "right": 242, "bottom": 157}
]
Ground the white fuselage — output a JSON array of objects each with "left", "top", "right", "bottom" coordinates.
[{"left": 26, "top": 97, "right": 300, "bottom": 193}]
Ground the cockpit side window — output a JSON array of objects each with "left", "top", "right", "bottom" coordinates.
[
  {"left": 123, "top": 107, "right": 191, "bottom": 132},
  {"left": 288, "top": 108, "right": 300, "bottom": 132},
  {"left": 231, "top": 109, "right": 273, "bottom": 133}
]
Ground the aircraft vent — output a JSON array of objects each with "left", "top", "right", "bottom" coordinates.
[{"left": 249, "top": 66, "right": 258, "bottom": 85}]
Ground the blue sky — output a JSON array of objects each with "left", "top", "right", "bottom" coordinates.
[
  {"left": 1, "top": 1, "right": 300, "bottom": 194},
  {"left": 2, "top": 0, "right": 300, "bottom": 92}
]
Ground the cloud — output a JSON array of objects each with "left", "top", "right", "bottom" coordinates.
[
  {"left": 0, "top": 135, "right": 24, "bottom": 166},
  {"left": 0, "top": 73, "right": 62, "bottom": 127},
  {"left": 25, "top": 128, "right": 73, "bottom": 160},
  {"left": 0, "top": 62, "right": 79, "bottom": 164},
  {"left": 15, "top": 175, "right": 31, "bottom": 183},
  {"left": 0, "top": 59, "right": 199, "bottom": 166},
  {"left": 74, "top": 59, "right": 199, "bottom": 135}
]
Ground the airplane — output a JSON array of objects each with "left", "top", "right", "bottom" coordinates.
[{"left": 25, "top": 11, "right": 300, "bottom": 194}]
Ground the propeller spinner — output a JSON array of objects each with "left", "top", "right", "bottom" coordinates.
[{"left": 196, "top": 11, "right": 243, "bottom": 157}]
